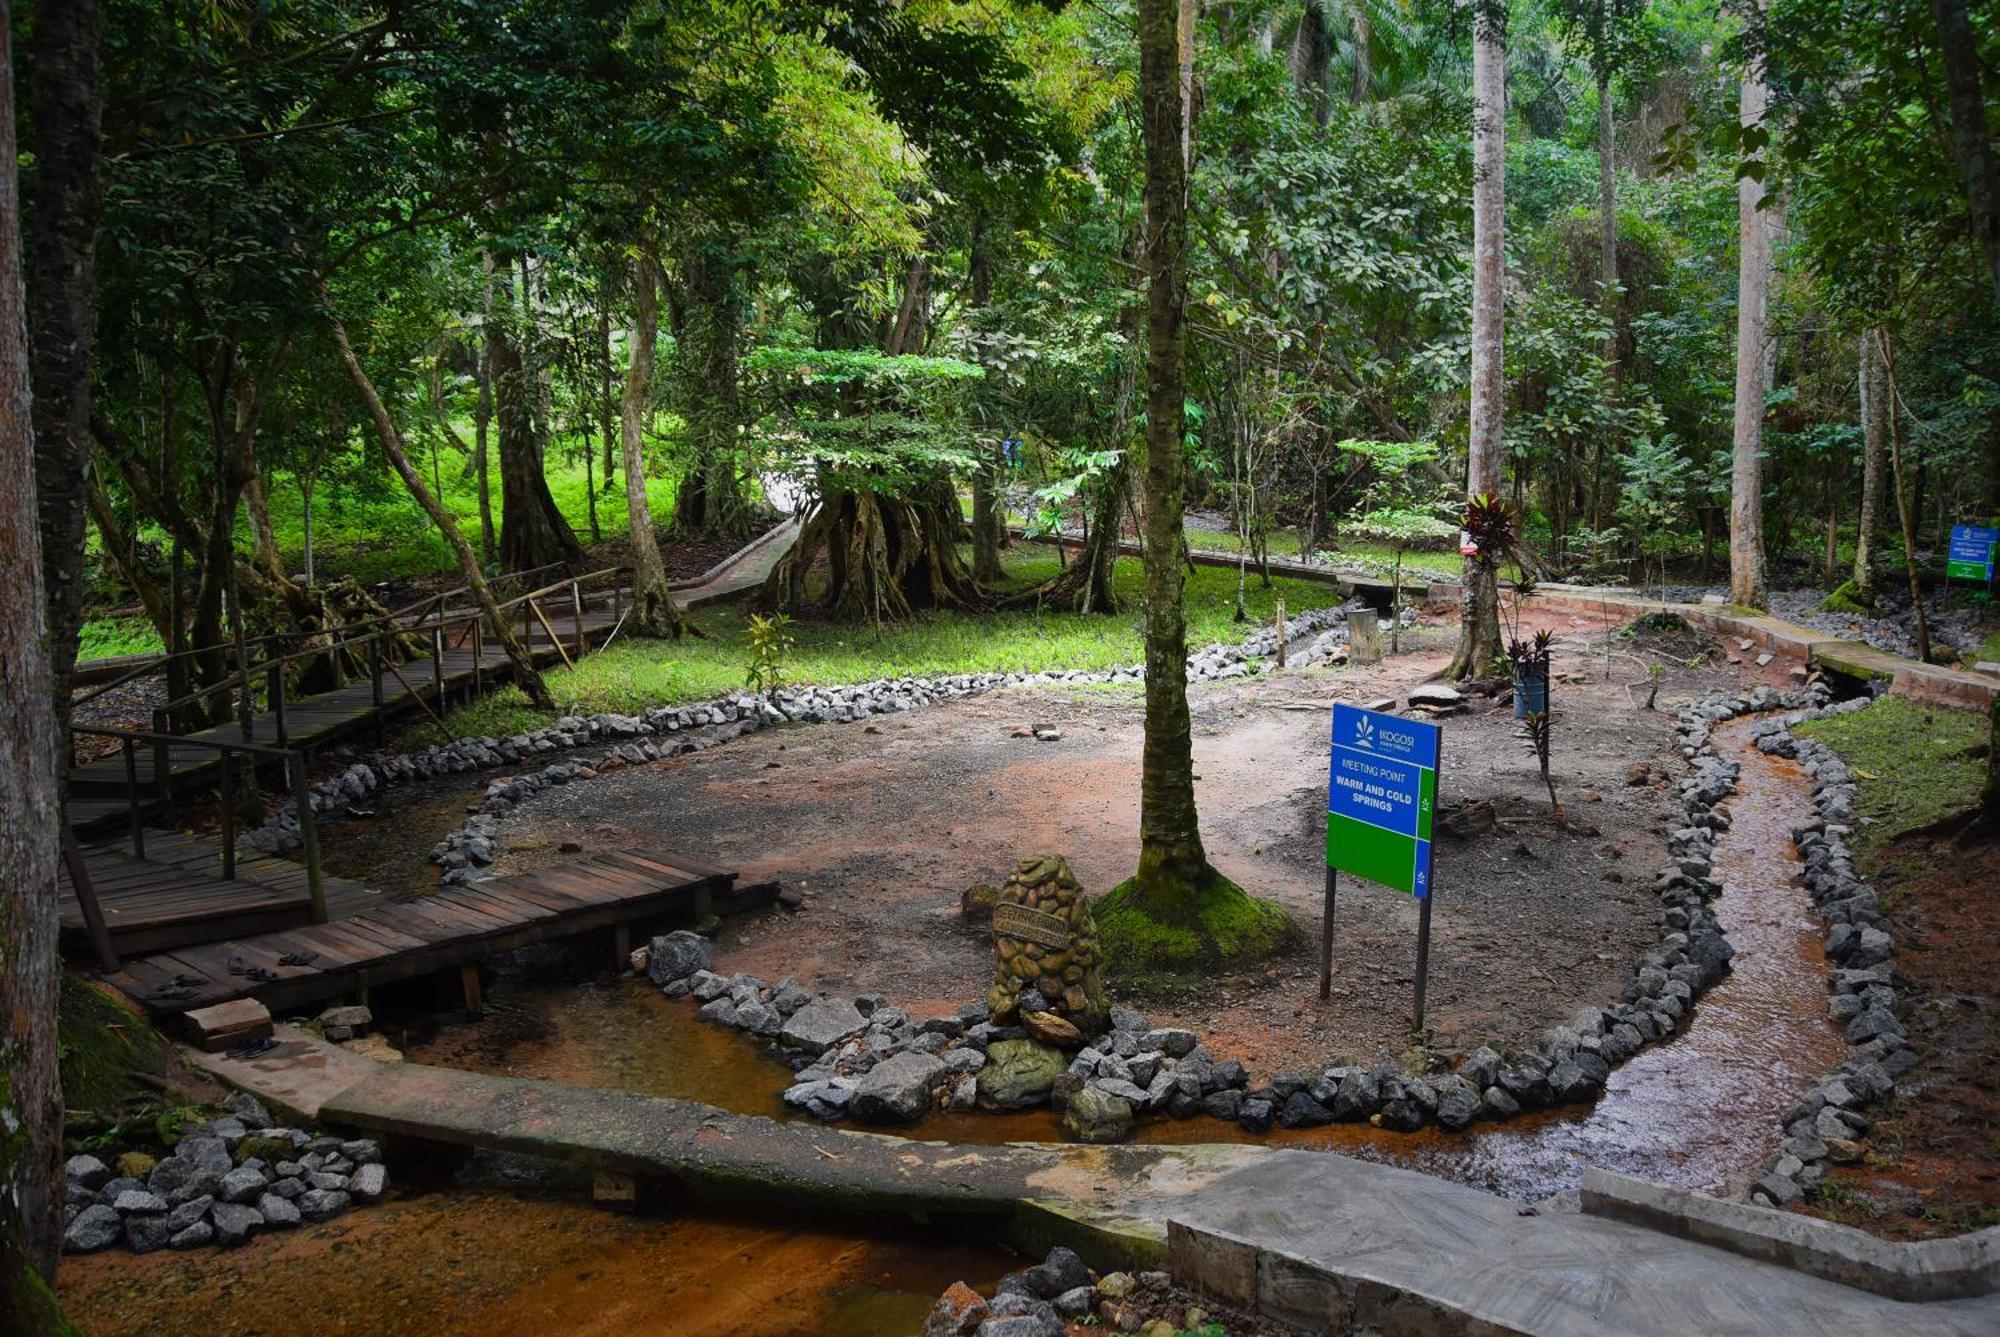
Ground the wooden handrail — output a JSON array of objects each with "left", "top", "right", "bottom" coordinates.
[{"left": 71, "top": 557, "right": 623, "bottom": 709}]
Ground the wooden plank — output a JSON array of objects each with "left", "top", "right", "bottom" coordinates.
[
  {"left": 359, "top": 903, "right": 459, "bottom": 945},
  {"left": 448, "top": 886, "right": 551, "bottom": 926},
  {"left": 484, "top": 879, "right": 596, "bottom": 915},
  {"left": 623, "top": 847, "right": 735, "bottom": 881}
]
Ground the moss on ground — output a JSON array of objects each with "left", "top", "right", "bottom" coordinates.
[
  {"left": 1094, "top": 868, "right": 1294, "bottom": 978},
  {"left": 1819, "top": 580, "right": 1873, "bottom": 615},
  {"left": 1795, "top": 696, "right": 1988, "bottom": 854},
  {"left": 58, "top": 974, "right": 169, "bottom": 1127}
]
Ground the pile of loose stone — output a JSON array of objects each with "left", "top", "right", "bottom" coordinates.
[
  {"left": 1740, "top": 693, "right": 1911, "bottom": 1209},
  {"left": 61, "top": 1091, "right": 386, "bottom": 1255},
  {"left": 923, "top": 1246, "right": 1205, "bottom": 1337},
  {"left": 246, "top": 606, "right": 1355, "bottom": 874}
]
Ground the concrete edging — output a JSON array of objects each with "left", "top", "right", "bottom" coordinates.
[{"left": 1581, "top": 1168, "right": 2000, "bottom": 1302}]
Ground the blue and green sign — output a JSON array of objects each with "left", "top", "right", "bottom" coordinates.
[
  {"left": 1945, "top": 524, "right": 1997, "bottom": 585},
  {"left": 1326, "top": 703, "right": 1441, "bottom": 899}
]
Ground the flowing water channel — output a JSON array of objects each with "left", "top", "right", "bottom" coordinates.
[{"left": 62, "top": 719, "right": 1848, "bottom": 1334}]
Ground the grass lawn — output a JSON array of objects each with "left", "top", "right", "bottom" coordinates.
[
  {"left": 76, "top": 614, "right": 165, "bottom": 660},
  {"left": 1180, "top": 527, "right": 1462, "bottom": 580},
  {"left": 425, "top": 550, "right": 1344, "bottom": 741},
  {"left": 1794, "top": 695, "right": 1989, "bottom": 855}
]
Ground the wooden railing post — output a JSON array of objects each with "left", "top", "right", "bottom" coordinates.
[
  {"left": 611, "top": 568, "right": 622, "bottom": 621},
  {"left": 471, "top": 616, "right": 484, "bottom": 696},
  {"left": 150, "top": 707, "right": 171, "bottom": 805},
  {"left": 61, "top": 828, "right": 119, "bottom": 973},
  {"left": 268, "top": 662, "right": 288, "bottom": 747},
  {"left": 432, "top": 625, "right": 445, "bottom": 704},
  {"left": 121, "top": 737, "right": 145, "bottom": 859},
  {"left": 571, "top": 578, "right": 585, "bottom": 658},
  {"left": 219, "top": 749, "right": 236, "bottom": 880},
  {"left": 290, "top": 753, "right": 328, "bottom": 924}
]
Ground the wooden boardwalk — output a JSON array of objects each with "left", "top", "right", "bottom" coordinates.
[
  {"left": 104, "top": 847, "right": 762, "bottom": 1021},
  {"left": 59, "top": 831, "right": 384, "bottom": 958}
]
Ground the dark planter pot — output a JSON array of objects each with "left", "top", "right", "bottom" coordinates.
[{"left": 1513, "top": 661, "right": 1549, "bottom": 718}]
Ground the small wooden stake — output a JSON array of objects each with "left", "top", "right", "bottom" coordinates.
[
  {"left": 460, "top": 963, "right": 484, "bottom": 1016},
  {"left": 1275, "top": 597, "right": 1287, "bottom": 668}
]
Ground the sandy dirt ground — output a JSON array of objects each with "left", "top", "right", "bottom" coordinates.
[{"left": 489, "top": 603, "right": 1793, "bottom": 1073}]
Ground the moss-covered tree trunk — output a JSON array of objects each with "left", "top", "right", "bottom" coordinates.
[
  {"left": 621, "top": 248, "right": 687, "bottom": 639},
  {"left": 0, "top": 8, "right": 68, "bottom": 1317},
  {"left": 1133, "top": 0, "right": 1206, "bottom": 911}
]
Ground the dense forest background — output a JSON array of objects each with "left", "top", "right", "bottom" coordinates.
[{"left": 26, "top": 0, "right": 2000, "bottom": 675}]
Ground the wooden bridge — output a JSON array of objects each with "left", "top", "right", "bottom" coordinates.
[{"left": 59, "top": 523, "right": 797, "bottom": 1018}]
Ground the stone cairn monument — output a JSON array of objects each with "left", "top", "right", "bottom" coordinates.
[{"left": 985, "top": 854, "right": 1108, "bottom": 1044}]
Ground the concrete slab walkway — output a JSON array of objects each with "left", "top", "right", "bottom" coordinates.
[
  {"left": 1167, "top": 1152, "right": 2000, "bottom": 1335},
  {"left": 195, "top": 1034, "right": 2000, "bottom": 1333}
]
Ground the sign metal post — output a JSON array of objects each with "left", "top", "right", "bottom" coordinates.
[{"left": 1323, "top": 702, "right": 1442, "bottom": 1032}]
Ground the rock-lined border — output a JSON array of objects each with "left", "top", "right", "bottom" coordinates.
[
  {"left": 1739, "top": 694, "right": 1915, "bottom": 1210},
  {"left": 244, "top": 604, "right": 1354, "bottom": 875},
  {"left": 631, "top": 684, "right": 1836, "bottom": 1143},
  {"left": 60, "top": 1091, "right": 387, "bottom": 1256}
]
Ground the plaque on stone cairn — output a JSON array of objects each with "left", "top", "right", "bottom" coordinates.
[{"left": 985, "top": 854, "right": 1108, "bottom": 1039}]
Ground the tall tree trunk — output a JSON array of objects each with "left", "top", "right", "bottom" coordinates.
[
  {"left": 321, "top": 288, "right": 556, "bottom": 711},
  {"left": 493, "top": 265, "right": 580, "bottom": 573},
  {"left": 1879, "top": 331, "right": 1932, "bottom": 663},
  {"left": 241, "top": 426, "right": 286, "bottom": 586},
  {"left": 1597, "top": 61, "right": 1620, "bottom": 365},
  {"left": 621, "top": 249, "right": 686, "bottom": 639},
  {"left": 1853, "top": 328, "right": 1888, "bottom": 604},
  {"left": 598, "top": 275, "right": 616, "bottom": 491},
  {"left": 674, "top": 243, "right": 748, "bottom": 538},
  {"left": 1729, "top": 7, "right": 1770, "bottom": 610},
  {"left": 23, "top": 0, "right": 103, "bottom": 740},
  {"left": 1451, "top": 0, "right": 1508, "bottom": 680},
  {"left": 1130, "top": 0, "right": 1209, "bottom": 912},
  {"left": 474, "top": 252, "right": 497, "bottom": 565},
  {"left": 1930, "top": 0, "right": 2000, "bottom": 304},
  {"left": 968, "top": 210, "right": 1003, "bottom": 584},
  {"left": 0, "top": 3, "right": 67, "bottom": 1316}
]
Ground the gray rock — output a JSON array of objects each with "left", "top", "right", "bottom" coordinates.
[
  {"left": 646, "top": 930, "right": 713, "bottom": 985},
  {"left": 778, "top": 997, "right": 869, "bottom": 1055},
  {"left": 1279, "top": 1091, "right": 1334, "bottom": 1128},
  {"left": 1140, "top": 1027, "right": 1198, "bottom": 1058},
  {"left": 734, "top": 999, "right": 782, "bottom": 1035},
  {"left": 1434, "top": 1076, "right": 1483, "bottom": 1130},
  {"left": 1062, "top": 1087, "right": 1136, "bottom": 1144},
  {"left": 1754, "top": 1172, "right": 1803, "bottom": 1206},
  {"left": 349, "top": 1162, "right": 388, "bottom": 1201},
  {"left": 266, "top": 1176, "right": 307, "bottom": 1201},
  {"left": 175, "top": 1136, "right": 233, "bottom": 1174},
  {"left": 65, "top": 1154, "right": 111, "bottom": 1190},
  {"left": 852, "top": 1051, "right": 945, "bottom": 1124},
  {"left": 125, "top": 1213, "right": 175, "bottom": 1254},
  {"left": 976, "top": 1040, "right": 1069, "bottom": 1110},
  {"left": 112, "top": 1188, "right": 169, "bottom": 1216},
  {"left": 210, "top": 1201, "right": 263, "bottom": 1247},
  {"left": 219, "top": 1166, "right": 269, "bottom": 1204},
  {"left": 222, "top": 1091, "right": 273, "bottom": 1129},
  {"left": 257, "top": 1193, "right": 302, "bottom": 1228},
  {"left": 166, "top": 1195, "right": 212, "bottom": 1232},
  {"left": 298, "top": 1189, "right": 351, "bottom": 1222},
  {"left": 1108, "top": 1006, "right": 1148, "bottom": 1033},
  {"left": 339, "top": 1139, "right": 382, "bottom": 1165},
  {"left": 1051, "top": 1286, "right": 1095, "bottom": 1318},
  {"left": 63, "top": 1204, "right": 123, "bottom": 1254},
  {"left": 168, "top": 1220, "right": 215, "bottom": 1250}
]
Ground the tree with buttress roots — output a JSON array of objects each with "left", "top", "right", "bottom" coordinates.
[{"left": 1096, "top": 0, "right": 1290, "bottom": 973}]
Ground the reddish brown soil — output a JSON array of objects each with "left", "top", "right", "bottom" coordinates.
[
  {"left": 1804, "top": 833, "right": 2000, "bottom": 1239},
  {"left": 492, "top": 606, "right": 1780, "bottom": 1074}
]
